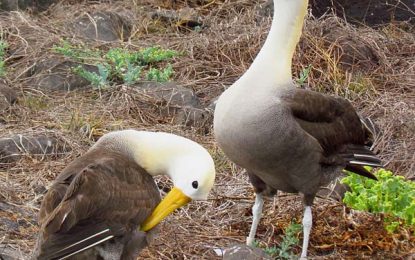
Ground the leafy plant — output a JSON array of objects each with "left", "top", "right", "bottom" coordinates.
[
  {"left": 53, "top": 42, "right": 177, "bottom": 87},
  {"left": 53, "top": 41, "right": 101, "bottom": 61},
  {"left": 297, "top": 65, "right": 312, "bottom": 85},
  {"left": 135, "top": 46, "right": 177, "bottom": 65},
  {"left": 73, "top": 64, "right": 110, "bottom": 90},
  {"left": 0, "top": 40, "right": 8, "bottom": 77},
  {"left": 146, "top": 64, "right": 173, "bottom": 82},
  {"left": 255, "top": 221, "right": 302, "bottom": 259},
  {"left": 342, "top": 168, "right": 415, "bottom": 233}
]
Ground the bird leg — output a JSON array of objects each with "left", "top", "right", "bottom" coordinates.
[
  {"left": 300, "top": 206, "right": 312, "bottom": 259},
  {"left": 246, "top": 193, "right": 264, "bottom": 246}
]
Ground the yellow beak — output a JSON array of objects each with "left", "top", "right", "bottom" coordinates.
[{"left": 140, "top": 187, "right": 191, "bottom": 232}]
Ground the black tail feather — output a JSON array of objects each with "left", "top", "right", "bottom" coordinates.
[
  {"left": 342, "top": 143, "right": 382, "bottom": 181},
  {"left": 344, "top": 164, "right": 377, "bottom": 180}
]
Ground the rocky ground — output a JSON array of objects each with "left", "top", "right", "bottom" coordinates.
[{"left": 0, "top": 0, "right": 414, "bottom": 259}]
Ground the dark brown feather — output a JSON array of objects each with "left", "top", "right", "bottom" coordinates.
[
  {"left": 281, "top": 88, "right": 381, "bottom": 179},
  {"left": 34, "top": 149, "right": 161, "bottom": 260}
]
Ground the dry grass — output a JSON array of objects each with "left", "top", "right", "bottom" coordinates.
[{"left": 0, "top": 0, "right": 414, "bottom": 259}]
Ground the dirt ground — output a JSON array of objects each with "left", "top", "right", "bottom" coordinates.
[{"left": 0, "top": 0, "right": 414, "bottom": 259}]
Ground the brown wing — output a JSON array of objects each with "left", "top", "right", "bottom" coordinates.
[
  {"left": 281, "top": 88, "right": 381, "bottom": 179},
  {"left": 281, "top": 88, "right": 365, "bottom": 153},
  {"left": 35, "top": 150, "right": 161, "bottom": 259}
]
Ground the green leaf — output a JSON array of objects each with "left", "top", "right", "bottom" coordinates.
[{"left": 342, "top": 168, "right": 415, "bottom": 232}]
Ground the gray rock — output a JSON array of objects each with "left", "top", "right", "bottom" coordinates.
[
  {"left": 151, "top": 7, "right": 203, "bottom": 30},
  {"left": 70, "top": 11, "right": 132, "bottom": 42},
  {"left": 135, "top": 81, "right": 201, "bottom": 108},
  {"left": 133, "top": 81, "right": 212, "bottom": 129},
  {"left": 317, "top": 176, "right": 350, "bottom": 201},
  {"left": 0, "top": 0, "right": 34, "bottom": 11},
  {"left": 0, "top": 133, "right": 71, "bottom": 162},
  {"left": 174, "top": 106, "right": 212, "bottom": 130},
  {"left": 0, "top": 80, "right": 17, "bottom": 110},
  {"left": 258, "top": 0, "right": 414, "bottom": 26},
  {"left": 0, "top": 0, "right": 58, "bottom": 12},
  {"left": 0, "top": 245, "right": 26, "bottom": 260},
  {"left": 28, "top": 58, "right": 98, "bottom": 91},
  {"left": 311, "top": 0, "right": 414, "bottom": 26},
  {"left": 222, "top": 244, "right": 272, "bottom": 260}
]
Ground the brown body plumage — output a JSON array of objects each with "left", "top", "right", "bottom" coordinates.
[
  {"left": 33, "top": 149, "right": 160, "bottom": 260},
  {"left": 33, "top": 129, "right": 216, "bottom": 260}
]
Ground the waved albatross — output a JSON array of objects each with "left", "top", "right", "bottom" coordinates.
[
  {"left": 213, "top": 0, "right": 382, "bottom": 258},
  {"left": 33, "top": 130, "right": 215, "bottom": 260}
]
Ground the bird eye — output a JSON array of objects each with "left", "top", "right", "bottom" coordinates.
[{"left": 192, "top": 181, "right": 198, "bottom": 189}]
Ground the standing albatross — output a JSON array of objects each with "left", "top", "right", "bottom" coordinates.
[
  {"left": 214, "top": 0, "right": 382, "bottom": 258},
  {"left": 33, "top": 130, "right": 215, "bottom": 260}
]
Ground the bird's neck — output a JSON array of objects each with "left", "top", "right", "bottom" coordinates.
[
  {"left": 235, "top": 0, "right": 308, "bottom": 90},
  {"left": 90, "top": 130, "right": 199, "bottom": 177}
]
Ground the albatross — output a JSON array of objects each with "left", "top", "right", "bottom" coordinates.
[
  {"left": 213, "top": 0, "right": 382, "bottom": 258},
  {"left": 33, "top": 130, "right": 215, "bottom": 260}
]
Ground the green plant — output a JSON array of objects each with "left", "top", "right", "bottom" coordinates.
[
  {"left": 342, "top": 168, "right": 415, "bottom": 233},
  {"left": 73, "top": 64, "right": 110, "bottom": 90},
  {"left": 256, "top": 222, "right": 302, "bottom": 259},
  {"left": 277, "top": 222, "right": 302, "bottom": 259},
  {"left": 0, "top": 40, "right": 8, "bottom": 77},
  {"left": 297, "top": 65, "right": 312, "bottom": 85},
  {"left": 135, "top": 46, "right": 177, "bottom": 65},
  {"left": 53, "top": 42, "right": 177, "bottom": 87},
  {"left": 146, "top": 64, "right": 173, "bottom": 82},
  {"left": 53, "top": 41, "right": 101, "bottom": 61}
]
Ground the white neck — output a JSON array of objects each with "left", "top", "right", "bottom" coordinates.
[
  {"left": 90, "top": 130, "right": 210, "bottom": 177},
  {"left": 236, "top": 0, "right": 308, "bottom": 88}
]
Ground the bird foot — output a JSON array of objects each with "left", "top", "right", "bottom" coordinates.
[{"left": 246, "top": 237, "right": 254, "bottom": 247}]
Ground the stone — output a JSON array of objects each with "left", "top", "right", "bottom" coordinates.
[
  {"left": 28, "top": 58, "right": 98, "bottom": 91},
  {"left": 311, "top": 0, "right": 414, "bottom": 26},
  {"left": 0, "top": 0, "right": 34, "bottom": 11},
  {"left": 258, "top": 0, "right": 414, "bottom": 26},
  {"left": 320, "top": 20, "right": 380, "bottom": 71},
  {"left": 0, "top": 133, "right": 71, "bottom": 162},
  {"left": 222, "top": 244, "right": 272, "bottom": 260},
  {"left": 317, "top": 176, "right": 350, "bottom": 201},
  {"left": 0, "top": 80, "right": 17, "bottom": 110},
  {"left": 70, "top": 11, "right": 132, "bottom": 42},
  {"left": 135, "top": 81, "right": 201, "bottom": 108},
  {"left": 133, "top": 82, "right": 212, "bottom": 129},
  {"left": 174, "top": 106, "right": 212, "bottom": 130},
  {"left": 0, "top": 0, "right": 59, "bottom": 12},
  {"left": 151, "top": 7, "right": 203, "bottom": 30}
]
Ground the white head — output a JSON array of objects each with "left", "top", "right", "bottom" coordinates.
[
  {"left": 91, "top": 130, "right": 216, "bottom": 231},
  {"left": 168, "top": 152, "right": 216, "bottom": 200}
]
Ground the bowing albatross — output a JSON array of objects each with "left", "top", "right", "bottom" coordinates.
[
  {"left": 214, "top": 0, "right": 382, "bottom": 258},
  {"left": 33, "top": 130, "right": 215, "bottom": 260}
]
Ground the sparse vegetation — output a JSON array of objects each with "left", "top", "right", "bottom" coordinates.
[
  {"left": 297, "top": 65, "right": 312, "bottom": 85},
  {"left": 53, "top": 42, "right": 178, "bottom": 87},
  {"left": 255, "top": 222, "right": 302, "bottom": 259},
  {"left": 342, "top": 168, "right": 415, "bottom": 233},
  {"left": 0, "top": 40, "right": 8, "bottom": 77}
]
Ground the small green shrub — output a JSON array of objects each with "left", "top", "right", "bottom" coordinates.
[
  {"left": 53, "top": 41, "right": 101, "bottom": 61},
  {"left": 73, "top": 64, "right": 109, "bottom": 90},
  {"left": 146, "top": 64, "right": 173, "bottom": 82},
  {"left": 297, "top": 65, "right": 312, "bottom": 85},
  {"left": 53, "top": 42, "right": 178, "bottom": 88},
  {"left": 256, "top": 221, "right": 302, "bottom": 259},
  {"left": 135, "top": 46, "right": 177, "bottom": 65},
  {"left": 0, "top": 40, "right": 8, "bottom": 77},
  {"left": 342, "top": 168, "right": 415, "bottom": 233}
]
